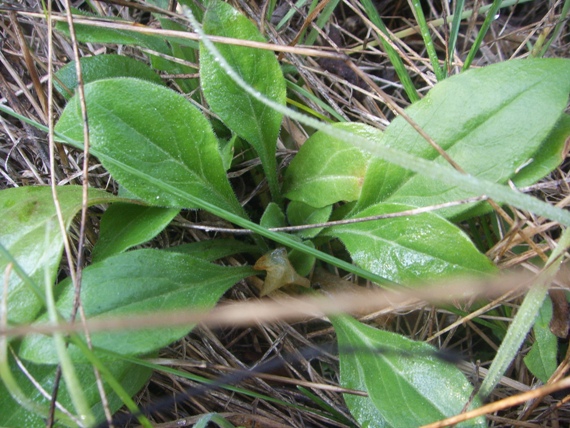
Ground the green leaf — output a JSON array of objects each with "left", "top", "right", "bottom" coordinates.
[
  {"left": 55, "top": 54, "right": 164, "bottom": 100},
  {"left": 260, "top": 202, "right": 287, "bottom": 228},
  {"left": 513, "top": 114, "right": 570, "bottom": 187},
  {"left": 91, "top": 203, "right": 179, "bottom": 262},
  {"left": 354, "top": 59, "right": 570, "bottom": 219},
  {"left": 0, "top": 349, "right": 151, "bottom": 427},
  {"left": 328, "top": 203, "right": 495, "bottom": 283},
  {"left": 19, "top": 249, "right": 253, "bottom": 364},
  {"left": 524, "top": 297, "right": 558, "bottom": 383},
  {"left": 54, "top": 78, "right": 246, "bottom": 218},
  {"left": 332, "top": 315, "right": 485, "bottom": 427},
  {"left": 452, "top": 114, "right": 570, "bottom": 220},
  {"left": 283, "top": 123, "right": 378, "bottom": 207},
  {"left": 287, "top": 200, "right": 333, "bottom": 239},
  {"left": 0, "top": 186, "right": 115, "bottom": 324},
  {"left": 200, "top": 0, "right": 287, "bottom": 200}
]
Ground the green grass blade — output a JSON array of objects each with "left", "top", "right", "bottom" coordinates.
[
  {"left": 359, "top": 0, "right": 419, "bottom": 102},
  {"left": 0, "top": 243, "right": 45, "bottom": 307},
  {"left": 304, "top": 0, "right": 340, "bottom": 46},
  {"left": 409, "top": 0, "right": 445, "bottom": 80},
  {"left": 447, "top": 0, "right": 466, "bottom": 74},
  {"left": 535, "top": 0, "right": 570, "bottom": 57},
  {"left": 478, "top": 227, "right": 570, "bottom": 398},
  {"left": 42, "top": 225, "right": 95, "bottom": 426},
  {"left": 392, "top": 0, "right": 531, "bottom": 40},
  {"left": 275, "top": 0, "right": 310, "bottom": 30},
  {"left": 463, "top": 0, "right": 503, "bottom": 70},
  {"left": 286, "top": 80, "right": 346, "bottom": 122},
  {"left": 69, "top": 337, "right": 153, "bottom": 428}
]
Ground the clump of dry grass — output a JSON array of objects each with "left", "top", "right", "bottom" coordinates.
[{"left": 1, "top": 0, "right": 570, "bottom": 427}]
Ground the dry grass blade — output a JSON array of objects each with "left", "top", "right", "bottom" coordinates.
[{"left": 0, "top": 272, "right": 531, "bottom": 338}]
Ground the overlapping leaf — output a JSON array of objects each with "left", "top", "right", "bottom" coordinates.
[
  {"left": 356, "top": 59, "right": 570, "bottom": 218},
  {"left": 55, "top": 78, "right": 246, "bottom": 217},
  {"left": 283, "top": 123, "right": 379, "bottom": 207},
  {"left": 286, "top": 201, "right": 332, "bottom": 239},
  {"left": 19, "top": 249, "right": 253, "bottom": 364},
  {"left": 284, "top": 60, "right": 570, "bottom": 221},
  {"left": 55, "top": 54, "right": 164, "bottom": 100},
  {"left": 91, "top": 203, "right": 179, "bottom": 262},
  {"left": 200, "top": 0, "right": 286, "bottom": 200},
  {"left": 332, "top": 315, "right": 485, "bottom": 427},
  {"left": 0, "top": 186, "right": 115, "bottom": 324},
  {"left": 327, "top": 203, "right": 495, "bottom": 283}
]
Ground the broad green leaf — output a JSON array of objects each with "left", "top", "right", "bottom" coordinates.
[
  {"left": 328, "top": 203, "right": 495, "bottom": 283},
  {"left": 287, "top": 200, "right": 333, "bottom": 239},
  {"left": 19, "top": 249, "right": 253, "bottom": 364},
  {"left": 55, "top": 78, "right": 246, "bottom": 218},
  {"left": 91, "top": 203, "right": 179, "bottom": 262},
  {"left": 200, "top": 0, "right": 286, "bottom": 200},
  {"left": 0, "top": 186, "right": 115, "bottom": 325},
  {"left": 354, "top": 59, "right": 570, "bottom": 218},
  {"left": 55, "top": 54, "right": 164, "bottom": 100},
  {"left": 513, "top": 114, "right": 570, "bottom": 187},
  {"left": 524, "top": 297, "right": 558, "bottom": 383},
  {"left": 0, "top": 352, "right": 151, "bottom": 427},
  {"left": 332, "top": 315, "right": 485, "bottom": 427},
  {"left": 165, "top": 239, "right": 260, "bottom": 261},
  {"left": 260, "top": 202, "right": 286, "bottom": 228},
  {"left": 283, "top": 123, "right": 378, "bottom": 207},
  {"left": 453, "top": 114, "right": 570, "bottom": 220}
]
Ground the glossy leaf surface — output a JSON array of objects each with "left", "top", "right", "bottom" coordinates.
[
  {"left": 328, "top": 203, "right": 495, "bottom": 283},
  {"left": 332, "top": 315, "right": 485, "bottom": 427},
  {"left": 200, "top": 0, "right": 286, "bottom": 199},
  {"left": 19, "top": 250, "right": 253, "bottom": 363},
  {"left": 0, "top": 186, "right": 115, "bottom": 324},
  {"left": 54, "top": 54, "right": 164, "bottom": 100},
  {"left": 91, "top": 203, "right": 179, "bottom": 262},
  {"left": 55, "top": 78, "right": 246, "bottom": 217},
  {"left": 356, "top": 59, "right": 570, "bottom": 218},
  {"left": 283, "top": 123, "right": 378, "bottom": 207}
]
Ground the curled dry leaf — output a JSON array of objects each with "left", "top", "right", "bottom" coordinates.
[{"left": 254, "top": 248, "right": 311, "bottom": 296}]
